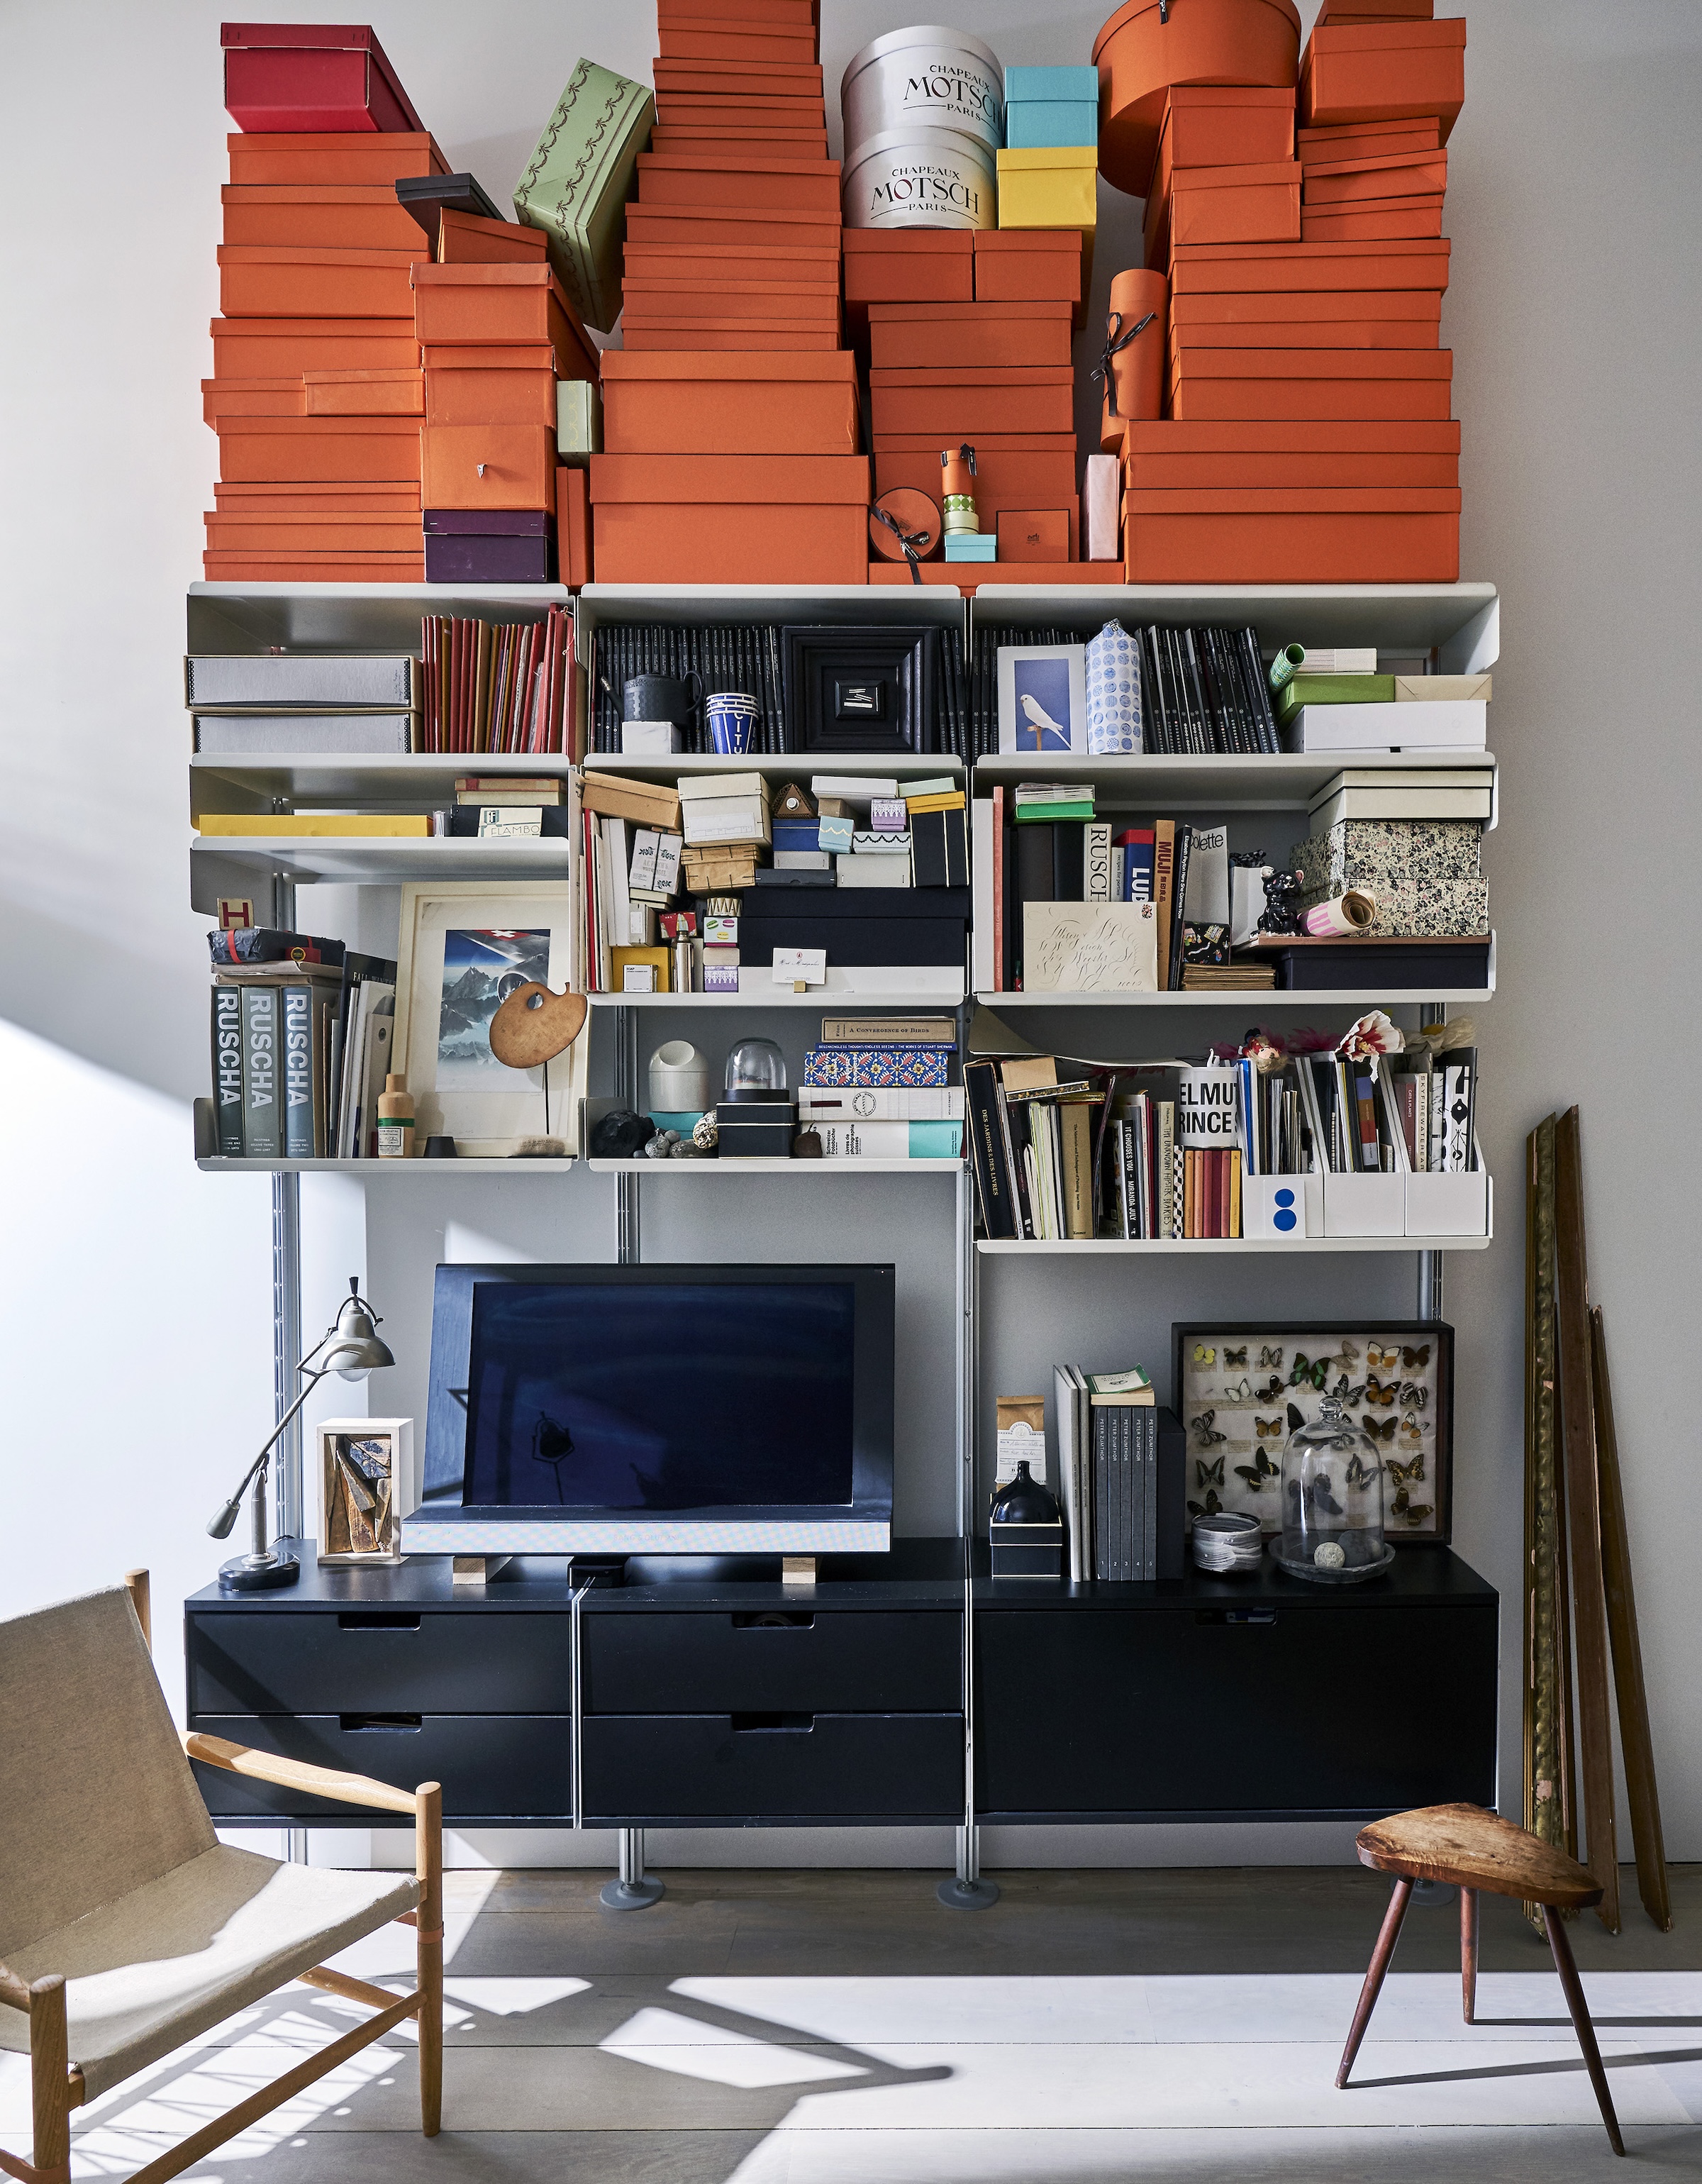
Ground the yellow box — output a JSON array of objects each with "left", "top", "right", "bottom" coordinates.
[
  {"left": 996, "top": 146, "right": 1098, "bottom": 231},
  {"left": 611, "top": 944, "right": 671, "bottom": 994},
  {"left": 196, "top": 814, "right": 431, "bottom": 836}
]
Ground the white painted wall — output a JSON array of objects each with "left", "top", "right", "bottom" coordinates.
[{"left": 2, "top": 0, "right": 1698, "bottom": 1873}]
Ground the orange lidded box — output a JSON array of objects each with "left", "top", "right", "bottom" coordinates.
[
  {"left": 1169, "top": 347, "right": 1452, "bottom": 422},
  {"left": 634, "top": 152, "right": 841, "bottom": 216},
  {"left": 623, "top": 326, "right": 841, "bottom": 352},
  {"left": 656, "top": 22, "right": 820, "bottom": 62},
  {"left": 972, "top": 228, "right": 1086, "bottom": 318},
  {"left": 226, "top": 131, "right": 448, "bottom": 187},
  {"left": 1302, "top": 197, "right": 1443, "bottom": 242},
  {"left": 1303, "top": 147, "right": 1447, "bottom": 204},
  {"left": 869, "top": 365, "right": 1074, "bottom": 438},
  {"left": 303, "top": 369, "right": 423, "bottom": 416},
  {"left": 1169, "top": 236, "right": 1450, "bottom": 294},
  {"left": 201, "top": 377, "right": 306, "bottom": 425},
  {"left": 221, "top": 184, "right": 423, "bottom": 251},
  {"left": 210, "top": 316, "right": 421, "bottom": 377},
  {"left": 410, "top": 264, "right": 599, "bottom": 382},
  {"left": 1124, "top": 485, "right": 1459, "bottom": 583},
  {"left": 1298, "top": 115, "right": 1440, "bottom": 164},
  {"left": 423, "top": 367, "right": 555, "bottom": 427},
  {"left": 1171, "top": 285, "right": 1440, "bottom": 328},
  {"left": 844, "top": 230, "right": 974, "bottom": 309},
  {"left": 1152, "top": 159, "right": 1302, "bottom": 259},
  {"left": 217, "top": 244, "right": 426, "bottom": 320},
  {"left": 867, "top": 302, "right": 1073, "bottom": 370},
  {"left": 589, "top": 453, "right": 871, "bottom": 585},
  {"left": 558, "top": 467, "right": 592, "bottom": 589},
  {"left": 437, "top": 209, "right": 550, "bottom": 265},
  {"left": 1301, "top": 19, "right": 1466, "bottom": 140},
  {"left": 1125, "top": 416, "right": 1459, "bottom": 490},
  {"left": 422, "top": 424, "right": 557, "bottom": 510},
  {"left": 1154, "top": 85, "right": 1296, "bottom": 175},
  {"left": 627, "top": 203, "right": 841, "bottom": 250},
  {"left": 1170, "top": 309, "right": 1437, "bottom": 354},
  {"left": 213, "top": 479, "right": 421, "bottom": 513},
  {"left": 623, "top": 286, "right": 840, "bottom": 320},
  {"left": 206, "top": 509, "right": 424, "bottom": 555},
  {"left": 216, "top": 414, "right": 422, "bottom": 484},
  {"left": 1094, "top": 0, "right": 1303, "bottom": 198},
  {"left": 601, "top": 348, "right": 855, "bottom": 456}
]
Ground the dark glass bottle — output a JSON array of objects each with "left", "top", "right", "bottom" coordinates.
[{"left": 990, "top": 1459, "right": 1060, "bottom": 1526}]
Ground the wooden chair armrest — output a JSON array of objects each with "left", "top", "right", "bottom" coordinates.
[
  {"left": 183, "top": 1731, "right": 427, "bottom": 1819},
  {"left": 0, "top": 1963, "right": 30, "bottom": 2013}
]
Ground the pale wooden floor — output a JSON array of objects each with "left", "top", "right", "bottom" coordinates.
[{"left": 10, "top": 1866, "right": 1701, "bottom": 2180}]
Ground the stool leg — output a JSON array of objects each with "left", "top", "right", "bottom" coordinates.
[
  {"left": 1543, "top": 1905, "right": 1625, "bottom": 2156},
  {"left": 1460, "top": 1885, "right": 1479, "bottom": 2024},
  {"left": 1337, "top": 1876, "right": 1413, "bottom": 2089}
]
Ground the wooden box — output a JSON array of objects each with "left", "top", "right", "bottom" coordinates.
[
  {"left": 601, "top": 350, "right": 858, "bottom": 455},
  {"left": 422, "top": 423, "right": 556, "bottom": 510},
  {"left": 1301, "top": 18, "right": 1466, "bottom": 140}
]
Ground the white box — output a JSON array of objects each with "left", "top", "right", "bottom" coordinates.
[
  {"left": 682, "top": 795, "right": 771, "bottom": 847},
  {"left": 1085, "top": 451, "right": 1120, "bottom": 561},
  {"left": 838, "top": 854, "right": 913, "bottom": 887},
  {"left": 799, "top": 1085, "right": 964, "bottom": 1121},
  {"left": 1405, "top": 1168, "right": 1491, "bottom": 1237},
  {"left": 315, "top": 1417, "right": 416, "bottom": 1565},
  {"left": 1322, "top": 1172, "right": 1406, "bottom": 1236},
  {"left": 1242, "top": 1173, "right": 1322, "bottom": 1241},
  {"left": 621, "top": 721, "right": 681, "bottom": 754},
  {"left": 1294, "top": 701, "right": 1488, "bottom": 754}
]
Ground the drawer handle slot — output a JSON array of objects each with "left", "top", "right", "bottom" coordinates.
[
  {"left": 732, "top": 1612, "right": 815, "bottom": 1631},
  {"left": 339, "top": 1713, "right": 423, "bottom": 1733},
  {"left": 1196, "top": 1609, "right": 1279, "bottom": 1626},
  {"left": 730, "top": 1712, "right": 815, "bottom": 1734},
  {"left": 337, "top": 1613, "right": 421, "bottom": 1631}
]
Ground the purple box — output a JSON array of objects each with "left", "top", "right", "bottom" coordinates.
[
  {"left": 424, "top": 510, "right": 550, "bottom": 536},
  {"left": 423, "top": 531, "right": 555, "bottom": 584}
]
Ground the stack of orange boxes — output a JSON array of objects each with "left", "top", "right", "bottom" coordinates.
[
  {"left": 411, "top": 212, "right": 601, "bottom": 584},
  {"left": 1120, "top": 0, "right": 1466, "bottom": 584},
  {"left": 589, "top": 0, "right": 869, "bottom": 584}
]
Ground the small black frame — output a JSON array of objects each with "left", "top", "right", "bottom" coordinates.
[{"left": 782, "top": 624, "right": 940, "bottom": 753}]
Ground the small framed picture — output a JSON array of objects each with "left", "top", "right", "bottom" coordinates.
[
  {"left": 315, "top": 1418, "right": 417, "bottom": 1565},
  {"left": 997, "top": 643, "right": 1088, "bottom": 754}
]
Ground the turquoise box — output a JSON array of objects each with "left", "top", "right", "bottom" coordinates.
[
  {"left": 1004, "top": 66, "right": 1098, "bottom": 101},
  {"left": 1005, "top": 101, "right": 1101, "bottom": 148},
  {"left": 944, "top": 533, "right": 998, "bottom": 562}
]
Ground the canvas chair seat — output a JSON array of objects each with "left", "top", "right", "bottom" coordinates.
[{"left": 0, "top": 1844, "right": 416, "bottom": 2098}]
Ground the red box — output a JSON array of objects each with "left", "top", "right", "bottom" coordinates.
[
  {"left": 226, "top": 131, "right": 447, "bottom": 185},
  {"left": 202, "top": 377, "right": 306, "bottom": 425},
  {"left": 635, "top": 153, "right": 840, "bottom": 216},
  {"left": 1095, "top": 0, "right": 1303, "bottom": 196},
  {"left": 867, "top": 303, "right": 1072, "bottom": 371},
  {"left": 221, "top": 23, "right": 425, "bottom": 134},
  {"left": 1298, "top": 116, "right": 1440, "bottom": 163},
  {"left": 1170, "top": 237, "right": 1450, "bottom": 294},
  {"left": 1301, "top": 19, "right": 1466, "bottom": 141},
  {"left": 869, "top": 367, "right": 1074, "bottom": 438},
  {"left": 424, "top": 367, "right": 554, "bottom": 426},
  {"left": 590, "top": 453, "right": 869, "bottom": 585},
  {"left": 218, "top": 243, "right": 425, "bottom": 319},
  {"left": 410, "top": 264, "right": 599, "bottom": 380},
  {"left": 603, "top": 349, "right": 860, "bottom": 456},
  {"left": 1150, "top": 159, "right": 1302, "bottom": 260},
  {"left": 304, "top": 368, "right": 423, "bottom": 416},
  {"left": 221, "top": 183, "right": 423, "bottom": 251},
  {"left": 216, "top": 414, "right": 421, "bottom": 483},
  {"left": 1303, "top": 148, "right": 1447, "bottom": 203},
  {"left": 557, "top": 467, "right": 592, "bottom": 588},
  {"left": 437, "top": 209, "right": 550, "bottom": 265},
  {"left": 1125, "top": 487, "right": 1459, "bottom": 581},
  {"left": 422, "top": 424, "right": 556, "bottom": 511},
  {"left": 1302, "top": 197, "right": 1444, "bottom": 243}
]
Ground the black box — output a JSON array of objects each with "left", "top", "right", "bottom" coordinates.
[
  {"left": 1259, "top": 939, "right": 1492, "bottom": 991},
  {"left": 782, "top": 626, "right": 941, "bottom": 754},
  {"left": 989, "top": 1521, "right": 1064, "bottom": 1579},
  {"left": 716, "top": 1101, "right": 796, "bottom": 1158}
]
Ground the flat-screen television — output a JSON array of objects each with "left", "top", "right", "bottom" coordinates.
[{"left": 401, "top": 1263, "right": 894, "bottom": 1556}]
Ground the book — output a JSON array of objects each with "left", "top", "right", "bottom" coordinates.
[
  {"left": 1118, "top": 828, "right": 1156, "bottom": 902},
  {"left": 819, "top": 1016, "right": 956, "bottom": 1046},
  {"left": 798, "top": 1086, "right": 962, "bottom": 1120},
  {"left": 280, "top": 984, "right": 317, "bottom": 1159},
  {"left": 804, "top": 1119, "right": 962, "bottom": 1158},
  {"left": 1059, "top": 1102, "right": 1094, "bottom": 1238},
  {"left": 211, "top": 986, "right": 245, "bottom": 1155},
  {"left": 240, "top": 985, "right": 281, "bottom": 1160}
]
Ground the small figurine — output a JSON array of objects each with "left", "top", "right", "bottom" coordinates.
[{"left": 1257, "top": 867, "right": 1304, "bottom": 936}]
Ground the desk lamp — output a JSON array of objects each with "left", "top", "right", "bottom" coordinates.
[{"left": 207, "top": 1277, "right": 395, "bottom": 1592}]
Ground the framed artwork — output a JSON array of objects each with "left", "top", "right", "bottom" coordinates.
[
  {"left": 1171, "top": 1321, "right": 1454, "bottom": 1544},
  {"left": 393, "top": 882, "right": 585, "bottom": 1154},
  {"left": 315, "top": 1417, "right": 416, "bottom": 1565},
  {"left": 996, "top": 643, "right": 1087, "bottom": 754}
]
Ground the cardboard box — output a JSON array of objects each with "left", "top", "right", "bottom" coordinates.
[
  {"left": 216, "top": 414, "right": 422, "bottom": 484},
  {"left": 206, "top": 510, "right": 424, "bottom": 555},
  {"left": 558, "top": 466, "right": 592, "bottom": 587},
  {"left": 874, "top": 443, "right": 1079, "bottom": 557},
  {"left": 1003, "top": 101, "right": 1101, "bottom": 150},
  {"left": 623, "top": 326, "right": 841, "bottom": 352},
  {"left": 304, "top": 368, "right": 424, "bottom": 417},
  {"left": 1301, "top": 18, "right": 1467, "bottom": 140},
  {"left": 409, "top": 263, "right": 599, "bottom": 379},
  {"left": 422, "top": 424, "right": 555, "bottom": 510},
  {"left": 1170, "top": 351, "right": 1453, "bottom": 422},
  {"left": 627, "top": 203, "right": 841, "bottom": 250},
  {"left": 1125, "top": 487, "right": 1459, "bottom": 582},
  {"left": 213, "top": 479, "right": 421, "bottom": 513},
  {"left": 867, "top": 302, "right": 1073, "bottom": 370},
  {"left": 1169, "top": 309, "right": 1439, "bottom": 352},
  {"left": 217, "top": 243, "right": 425, "bottom": 321},
  {"left": 843, "top": 230, "right": 974, "bottom": 308},
  {"left": 424, "top": 530, "right": 553, "bottom": 584},
  {"left": 424, "top": 366, "right": 556, "bottom": 427},
  {"left": 582, "top": 773, "right": 682, "bottom": 829},
  {"left": 1171, "top": 285, "right": 1440, "bottom": 329},
  {"left": 1303, "top": 148, "right": 1448, "bottom": 204},
  {"left": 996, "top": 509, "right": 1072, "bottom": 561},
  {"left": 1155, "top": 84, "right": 1297, "bottom": 175},
  {"left": 203, "top": 551, "right": 426, "bottom": 583},
  {"left": 1094, "top": 0, "right": 1304, "bottom": 196},
  {"left": 221, "top": 23, "right": 425, "bottom": 133},
  {"left": 1152, "top": 159, "right": 1302, "bottom": 258},
  {"left": 869, "top": 367, "right": 1074, "bottom": 437},
  {"left": 201, "top": 377, "right": 307, "bottom": 425},
  {"left": 220, "top": 183, "right": 423, "bottom": 252},
  {"left": 225, "top": 131, "right": 448, "bottom": 187},
  {"left": 1169, "top": 237, "right": 1450, "bottom": 294},
  {"left": 590, "top": 453, "right": 869, "bottom": 584},
  {"left": 972, "top": 228, "right": 1086, "bottom": 315},
  {"left": 996, "top": 145, "right": 1098, "bottom": 231},
  {"left": 437, "top": 208, "right": 550, "bottom": 265},
  {"left": 1303, "top": 199, "right": 1444, "bottom": 243},
  {"left": 601, "top": 349, "right": 858, "bottom": 455},
  {"left": 1298, "top": 116, "right": 1442, "bottom": 164},
  {"left": 635, "top": 152, "right": 841, "bottom": 216}
]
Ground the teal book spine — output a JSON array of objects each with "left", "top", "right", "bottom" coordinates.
[
  {"left": 281, "top": 985, "right": 315, "bottom": 1160},
  {"left": 240, "top": 985, "right": 281, "bottom": 1161},
  {"left": 211, "top": 985, "right": 245, "bottom": 1156}
]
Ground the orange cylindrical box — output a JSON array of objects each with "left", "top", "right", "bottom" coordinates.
[
  {"left": 216, "top": 415, "right": 422, "bottom": 483},
  {"left": 424, "top": 367, "right": 555, "bottom": 427},
  {"left": 1302, "top": 197, "right": 1443, "bottom": 243},
  {"left": 1298, "top": 116, "right": 1440, "bottom": 164},
  {"left": 1301, "top": 19, "right": 1466, "bottom": 140},
  {"left": 218, "top": 244, "right": 425, "bottom": 319},
  {"left": 221, "top": 184, "right": 423, "bottom": 251},
  {"left": 410, "top": 265, "right": 599, "bottom": 381},
  {"left": 1124, "top": 489, "right": 1459, "bottom": 583},
  {"left": 1303, "top": 148, "right": 1447, "bottom": 203},
  {"left": 422, "top": 423, "right": 556, "bottom": 510},
  {"left": 210, "top": 316, "right": 421, "bottom": 377},
  {"left": 1094, "top": 0, "right": 1303, "bottom": 197},
  {"left": 304, "top": 369, "right": 424, "bottom": 416},
  {"left": 1169, "top": 237, "right": 1450, "bottom": 294},
  {"left": 225, "top": 130, "right": 448, "bottom": 186},
  {"left": 201, "top": 377, "right": 307, "bottom": 424},
  {"left": 1098, "top": 267, "right": 1168, "bottom": 450},
  {"left": 870, "top": 367, "right": 1074, "bottom": 438},
  {"left": 635, "top": 153, "right": 841, "bottom": 216},
  {"left": 867, "top": 303, "right": 1073, "bottom": 370},
  {"left": 1152, "top": 160, "right": 1303, "bottom": 259}
]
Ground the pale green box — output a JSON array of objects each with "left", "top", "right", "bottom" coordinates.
[
  {"left": 556, "top": 379, "right": 602, "bottom": 463},
  {"left": 513, "top": 57, "right": 653, "bottom": 335}
]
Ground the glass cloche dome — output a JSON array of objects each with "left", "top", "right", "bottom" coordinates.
[
  {"left": 723, "top": 1036, "right": 788, "bottom": 1102},
  {"left": 1274, "top": 1396, "right": 1391, "bottom": 1584}
]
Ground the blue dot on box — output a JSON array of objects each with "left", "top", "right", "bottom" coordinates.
[{"left": 1273, "top": 1187, "right": 1298, "bottom": 1234}]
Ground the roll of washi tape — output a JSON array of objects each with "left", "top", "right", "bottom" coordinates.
[
  {"left": 1269, "top": 642, "right": 1307, "bottom": 692},
  {"left": 1303, "top": 891, "right": 1377, "bottom": 937}
]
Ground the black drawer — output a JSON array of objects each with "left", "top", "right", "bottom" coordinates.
[
  {"left": 185, "top": 1609, "right": 573, "bottom": 1714},
  {"left": 189, "top": 1713, "right": 572, "bottom": 1824},
  {"left": 976, "top": 1601, "right": 1498, "bottom": 1821},
  {"left": 581, "top": 1712, "right": 964, "bottom": 1824},
  {"left": 583, "top": 1609, "right": 961, "bottom": 1715}
]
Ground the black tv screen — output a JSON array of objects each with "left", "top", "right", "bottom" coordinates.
[{"left": 465, "top": 1279, "right": 855, "bottom": 1510}]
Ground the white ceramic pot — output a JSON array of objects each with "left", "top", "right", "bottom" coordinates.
[
  {"left": 648, "top": 1039, "right": 711, "bottom": 1115},
  {"left": 842, "top": 124, "right": 997, "bottom": 231},
  {"left": 842, "top": 23, "right": 1003, "bottom": 157}
]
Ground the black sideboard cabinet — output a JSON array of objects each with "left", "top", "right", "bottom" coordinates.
[{"left": 184, "top": 1541, "right": 1497, "bottom": 1831}]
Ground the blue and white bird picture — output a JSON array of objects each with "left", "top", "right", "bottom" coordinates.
[{"left": 997, "top": 642, "right": 1088, "bottom": 754}]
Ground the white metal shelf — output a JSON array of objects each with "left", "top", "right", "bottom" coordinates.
[
  {"left": 187, "top": 581, "right": 569, "bottom": 652},
  {"left": 577, "top": 582, "right": 963, "bottom": 633},
  {"left": 975, "top": 986, "right": 1494, "bottom": 1008},
  {"left": 587, "top": 1158, "right": 961, "bottom": 1175},
  {"left": 587, "top": 752, "right": 962, "bottom": 781},
  {"left": 190, "top": 836, "right": 571, "bottom": 885},
  {"left": 196, "top": 1157, "right": 578, "bottom": 1174},
  {"left": 587, "top": 983, "right": 965, "bottom": 1009},
  {"left": 978, "top": 1235, "right": 1490, "bottom": 1255},
  {"left": 190, "top": 750, "right": 574, "bottom": 806},
  {"left": 972, "top": 748, "right": 1496, "bottom": 814}
]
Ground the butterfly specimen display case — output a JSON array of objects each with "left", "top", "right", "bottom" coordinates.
[{"left": 1174, "top": 1323, "right": 1452, "bottom": 1543}]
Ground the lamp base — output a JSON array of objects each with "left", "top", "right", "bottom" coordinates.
[{"left": 218, "top": 1550, "right": 301, "bottom": 1593}]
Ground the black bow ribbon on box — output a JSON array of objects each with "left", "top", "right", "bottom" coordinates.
[
  {"left": 869, "top": 503, "right": 933, "bottom": 585},
  {"left": 1091, "top": 309, "right": 1157, "bottom": 418}
]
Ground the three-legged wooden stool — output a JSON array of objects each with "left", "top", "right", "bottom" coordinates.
[{"left": 1335, "top": 1801, "right": 1623, "bottom": 2156}]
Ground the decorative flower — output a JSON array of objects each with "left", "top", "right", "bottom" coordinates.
[{"left": 1335, "top": 1010, "right": 1405, "bottom": 1065}]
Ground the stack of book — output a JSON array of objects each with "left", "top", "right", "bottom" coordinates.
[
  {"left": 1118, "top": 4, "right": 1466, "bottom": 584},
  {"left": 434, "top": 776, "right": 571, "bottom": 838},
  {"left": 205, "top": 26, "right": 438, "bottom": 580},
  {"left": 591, "top": 2, "right": 868, "bottom": 584},
  {"left": 797, "top": 1016, "right": 963, "bottom": 1160},
  {"left": 1051, "top": 1364, "right": 1184, "bottom": 1584},
  {"left": 207, "top": 927, "right": 397, "bottom": 1160}
]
